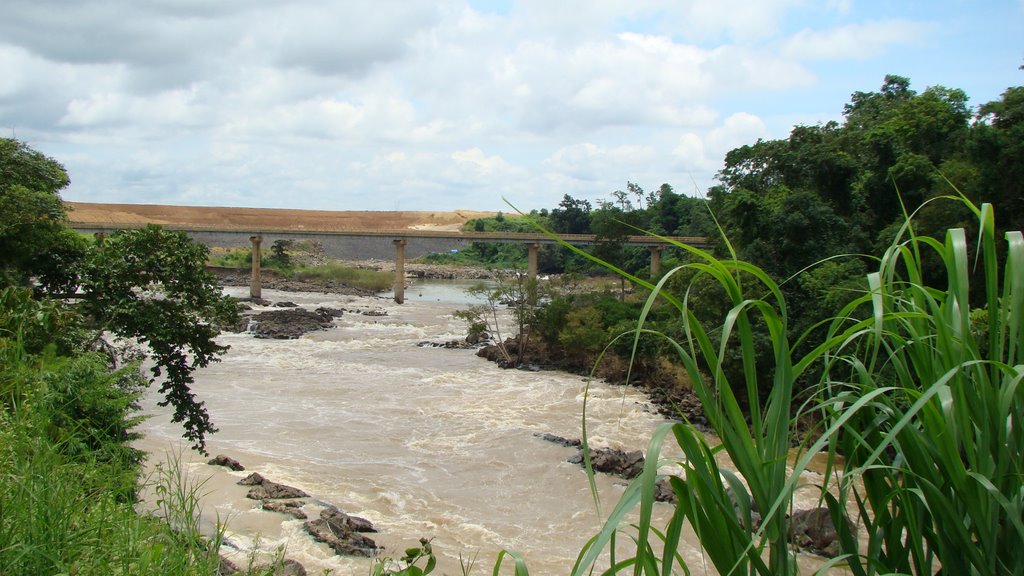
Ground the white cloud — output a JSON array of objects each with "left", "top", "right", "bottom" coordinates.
[
  {"left": 60, "top": 86, "right": 209, "bottom": 130},
  {"left": 673, "top": 112, "right": 769, "bottom": 184},
  {"left": 0, "top": 0, "right": 1011, "bottom": 211},
  {"left": 779, "top": 20, "right": 934, "bottom": 61},
  {"left": 544, "top": 142, "right": 658, "bottom": 181}
]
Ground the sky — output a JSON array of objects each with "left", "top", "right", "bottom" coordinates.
[{"left": 1, "top": 1, "right": 1021, "bottom": 212}]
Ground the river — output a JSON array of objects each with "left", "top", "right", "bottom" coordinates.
[{"left": 134, "top": 282, "right": 828, "bottom": 574}]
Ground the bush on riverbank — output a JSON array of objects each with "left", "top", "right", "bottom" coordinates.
[{"left": 0, "top": 292, "right": 224, "bottom": 575}]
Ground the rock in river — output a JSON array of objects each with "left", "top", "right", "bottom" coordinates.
[{"left": 248, "top": 308, "right": 342, "bottom": 339}]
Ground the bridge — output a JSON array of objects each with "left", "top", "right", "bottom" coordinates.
[{"left": 72, "top": 221, "right": 709, "bottom": 304}]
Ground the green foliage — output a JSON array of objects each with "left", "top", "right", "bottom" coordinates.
[
  {"left": 1, "top": 139, "right": 238, "bottom": 453},
  {"left": 0, "top": 139, "right": 88, "bottom": 292},
  {"left": 0, "top": 337, "right": 224, "bottom": 576},
  {"left": 549, "top": 194, "right": 592, "bottom": 234},
  {"left": 463, "top": 213, "right": 533, "bottom": 233},
  {"left": 0, "top": 286, "right": 85, "bottom": 355},
  {"left": 210, "top": 246, "right": 393, "bottom": 292},
  {"left": 456, "top": 274, "right": 540, "bottom": 366},
  {"left": 421, "top": 242, "right": 527, "bottom": 269},
  {"left": 372, "top": 538, "right": 437, "bottom": 576},
  {"left": 80, "top": 225, "right": 238, "bottom": 453},
  {"left": 209, "top": 245, "right": 254, "bottom": 268},
  {"left": 39, "top": 353, "right": 148, "bottom": 479},
  {"left": 818, "top": 200, "right": 1024, "bottom": 575},
  {"left": 506, "top": 194, "right": 1023, "bottom": 576},
  {"left": 268, "top": 239, "right": 293, "bottom": 267},
  {"left": 557, "top": 307, "right": 605, "bottom": 360}
]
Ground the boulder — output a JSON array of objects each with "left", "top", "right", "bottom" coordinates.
[
  {"left": 262, "top": 499, "right": 308, "bottom": 519},
  {"left": 237, "top": 472, "right": 268, "bottom": 486},
  {"left": 788, "top": 507, "right": 852, "bottom": 558},
  {"left": 220, "top": 557, "right": 307, "bottom": 575},
  {"left": 654, "top": 478, "right": 677, "bottom": 503},
  {"left": 533, "top": 432, "right": 582, "bottom": 448},
  {"left": 416, "top": 339, "right": 476, "bottom": 349},
  {"left": 269, "top": 559, "right": 307, "bottom": 576},
  {"left": 247, "top": 482, "right": 309, "bottom": 500},
  {"left": 249, "top": 308, "right": 335, "bottom": 339},
  {"left": 315, "top": 307, "right": 344, "bottom": 320},
  {"left": 726, "top": 485, "right": 762, "bottom": 530},
  {"left": 304, "top": 509, "right": 378, "bottom": 557},
  {"left": 237, "top": 472, "right": 309, "bottom": 499},
  {"left": 207, "top": 455, "right": 245, "bottom": 471},
  {"left": 567, "top": 447, "right": 645, "bottom": 479},
  {"left": 321, "top": 505, "right": 377, "bottom": 533}
]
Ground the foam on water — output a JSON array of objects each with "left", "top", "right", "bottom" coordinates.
[{"left": 136, "top": 286, "right": 768, "bottom": 574}]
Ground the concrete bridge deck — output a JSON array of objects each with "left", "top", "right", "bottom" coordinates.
[
  {"left": 71, "top": 217, "right": 709, "bottom": 303},
  {"left": 71, "top": 220, "right": 707, "bottom": 248}
]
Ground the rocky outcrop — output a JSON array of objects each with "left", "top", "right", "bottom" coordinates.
[
  {"left": 235, "top": 472, "right": 379, "bottom": 557},
  {"left": 262, "top": 499, "right": 308, "bottom": 519},
  {"left": 247, "top": 308, "right": 343, "bottom": 339},
  {"left": 534, "top": 432, "right": 582, "bottom": 448},
  {"left": 207, "top": 454, "right": 245, "bottom": 471},
  {"left": 567, "top": 447, "right": 646, "bottom": 479},
  {"left": 644, "top": 386, "right": 707, "bottom": 428},
  {"left": 238, "top": 473, "right": 310, "bottom": 500},
  {"left": 653, "top": 478, "right": 677, "bottom": 503},
  {"left": 417, "top": 339, "right": 480, "bottom": 349},
  {"left": 303, "top": 506, "right": 378, "bottom": 557},
  {"left": 788, "top": 507, "right": 852, "bottom": 558}
]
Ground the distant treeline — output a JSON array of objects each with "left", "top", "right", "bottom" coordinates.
[{"left": 444, "top": 73, "right": 1022, "bottom": 289}]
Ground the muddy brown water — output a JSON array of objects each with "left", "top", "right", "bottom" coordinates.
[{"left": 134, "top": 285, "right": 833, "bottom": 574}]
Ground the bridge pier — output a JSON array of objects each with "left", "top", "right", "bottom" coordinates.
[
  {"left": 526, "top": 242, "right": 540, "bottom": 280},
  {"left": 393, "top": 238, "right": 407, "bottom": 304},
  {"left": 250, "top": 235, "right": 263, "bottom": 299},
  {"left": 648, "top": 245, "right": 663, "bottom": 279}
]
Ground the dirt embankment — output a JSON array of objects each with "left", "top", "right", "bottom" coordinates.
[{"left": 64, "top": 202, "right": 496, "bottom": 232}]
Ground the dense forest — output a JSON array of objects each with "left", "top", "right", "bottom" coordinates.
[{"left": 452, "top": 75, "right": 1023, "bottom": 396}]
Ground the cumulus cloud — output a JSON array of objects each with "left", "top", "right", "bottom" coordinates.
[
  {"left": 779, "top": 20, "right": 934, "bottom": 61},
  {"left": 673, "top": 112, "right": 770, "bottom": 186},
  {"left": 0, "top": 0, "right": 1004, "bottom": 211}
]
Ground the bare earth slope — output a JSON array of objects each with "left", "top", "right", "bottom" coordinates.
[{"left": 65, "top": 202, "right": 496, "bottom": 232}]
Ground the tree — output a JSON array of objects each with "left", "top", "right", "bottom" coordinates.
[
  {"left": 80, "top": 226, "right": 237, "bottom": 452},
  {"left": 455, "top": 273, "right": 539, "bottom": 367},
  {"left": 550, "top": 194, "right": 592, "bottom": 234},
  {"left": 972, "top": 85, "right": 1024, "bottom": 232},
  {"left": 269, "top": 239, "right": 293, "bottom": 267},
  {"left": 0, "top": 139, "right": 87, "bottom": 293},
  {"left": 1, "top": 138, "right": 236, "bottom": 452}
]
